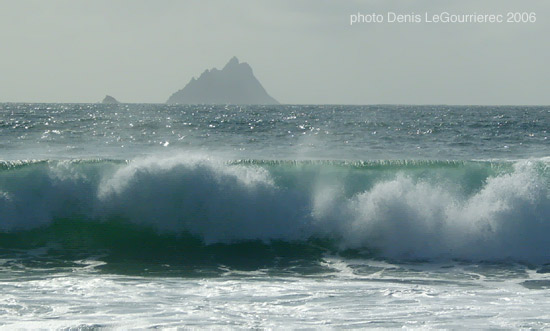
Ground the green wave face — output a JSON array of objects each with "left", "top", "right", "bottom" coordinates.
[{"left": 0, "top": 218, "right": 339, "bottom": 277}]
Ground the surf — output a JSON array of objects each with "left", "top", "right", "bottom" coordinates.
[{"left": 0, "top": 154, "right": 549, "bottom": 263}]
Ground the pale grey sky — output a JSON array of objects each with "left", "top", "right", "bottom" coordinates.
[{"left": 1, "top": 0, "right": 548, "bottom": 104}]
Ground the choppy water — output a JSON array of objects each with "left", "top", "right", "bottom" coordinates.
[
  {"left": 1, "top": 103, "right": 549, "bottom": 328},
  {"left": 1, "top": 103, "right": 548, "bottom": 160}
]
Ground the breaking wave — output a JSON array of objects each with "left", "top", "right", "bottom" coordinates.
[{"left": 0, "top": 154, "right": 549, "bottom": 263}]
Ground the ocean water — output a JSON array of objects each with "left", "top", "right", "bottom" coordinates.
[{"left": 1, "top": 103, "right": 549, "bottom": 328}]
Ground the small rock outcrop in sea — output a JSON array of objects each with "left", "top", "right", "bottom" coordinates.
[
  {"left": 166, "top": 57, "right": 279, "bottom": 105},
  {"left": 102, "top": 95, "right": 120, "bottom": 104}
]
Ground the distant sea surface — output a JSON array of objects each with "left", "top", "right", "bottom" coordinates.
[{"left": 1, "top": 104, "right": 549, "bottom": 328}]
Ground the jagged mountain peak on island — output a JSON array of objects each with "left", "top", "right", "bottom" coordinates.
[
  {"left": 167, "top": 57, "right": 279, "bottom": 105},
  {"left": 101, "top": 95, "right": 120, "bottom": 104},
  {"left": 223, "top": 56, "right": 245, "bottom": 70},
  {"left": 225, "top": 56, "right": 239, "bottom": 67}
]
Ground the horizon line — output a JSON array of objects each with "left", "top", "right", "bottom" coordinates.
[{"left": 1, "top": 101, "right": 549, "bottom": 107}]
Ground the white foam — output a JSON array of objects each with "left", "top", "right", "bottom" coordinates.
[{"left": 317, "top": 160, "right": 550, "bottom": 262}]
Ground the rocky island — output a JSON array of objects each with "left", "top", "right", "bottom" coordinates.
[
  {"left": 167, "top": 57, "right": 279, "bottom": 105},
  {"left": 101, "top": 95, "right": 120, "bottom": 104}
]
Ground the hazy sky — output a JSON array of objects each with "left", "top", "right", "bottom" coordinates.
[{"left": 1, "top": 0, "right": 549, "bottom": 104}]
